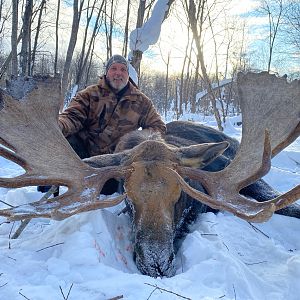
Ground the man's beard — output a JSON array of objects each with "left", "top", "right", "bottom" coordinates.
[{"left": 108, "top": 77, "right": 127, "bottom": 91}]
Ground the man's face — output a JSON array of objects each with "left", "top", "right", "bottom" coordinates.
[{"left": 106, "top": 63, "right": 129, "bottom": 91}]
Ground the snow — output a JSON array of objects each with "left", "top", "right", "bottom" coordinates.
[
  {"left": 129, "top": 0, "right": 171, "bottom": 54},
  {"left": 0, "top": 114, "right": 300, "bottom": 300}
]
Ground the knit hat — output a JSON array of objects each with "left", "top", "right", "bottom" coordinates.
[{"left": 105, "top": 55, "right": 129, "bottom": 74}]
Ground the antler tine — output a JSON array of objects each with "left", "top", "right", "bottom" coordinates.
[
  {"left": 173, "top": 167, "right": 276, "bottom": 222},
  {"left": 0, "top": 76, "right": 128, "bottom": 220},
  {"left": 178, "top": 72, "right": 300, "bottom": 222},
  {"left": 0, "top": 173, "right": 128, "bottom": 221}
]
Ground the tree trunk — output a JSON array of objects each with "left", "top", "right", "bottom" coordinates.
[
  {"left": 131, "top": 0, "right": 176, "bottom": 75},
  {"left": 75, "top": 0, "right": 96, "bottom": 85},
  {"left": 11, "top": 0, "right": 18, "bottom": 76},
  {"left": 20, "top": 0, "right": 33, "bottom": 76},
  {"left": 0, "top": 32, "right": 22, "bottom": 79},
  {"left": 76, "top": 0, "right": 105, "bottom": 86},
  {"left": 31, "top": 0, "right": 46, "bottom": 75},
  {"left": 191, "top": 58, "right": 199, "bottom": 113},
  {"left": 164, "top": 52, "right": 170, "bottom": 119},
  {"left": 61, "top": 0, "right": 84, "bottom": 111},
  {"left": 104, "top": 0, "right": 114, "bottom": 59},
  {"left": 179, "top": 28, "right": 191, "bottom": 116},
  {"left": 122, "top": 0, "right": 131, "bottom": 57},
  {"left": 54, "top": 0, "right": 61, "bottom": 74},
  {"left": 186, "top": 0, "right": 223, "bottom": 131}
]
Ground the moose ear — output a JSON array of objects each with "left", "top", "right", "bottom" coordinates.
[
  {"left": 175, "top": 141, "right": 229, "bottom": 168},
  {"left": 83, "top": 151, "right": 130, "bottom": 168}
]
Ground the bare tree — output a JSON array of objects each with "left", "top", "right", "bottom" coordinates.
[
  {"left": 54, "top": 0, "right": 61, "bottom": 74},
  {"left": 130, "top": 0, "right": 176, "bottom": 77},
  {"left": 179, "top": 28, "right": 192, "bottom": 116},
  {"left": 104, "top": 0, "right": 116, "bottom": 59},
  {"left": 20, "top": 0, "right": 33, "bottom": 76},
  {"left": 61, "top": 0, "right": 85, "bottom": 111},
  {"left": 75, "top": 0, "right": 105, "bottom": 87},
  {"left": 184, "top": 0, "right": 223, "bottom": 130},
  {"left": 31, "top": 0, "right": 47, "bottom": 75},
  {"left": 0, "top": 31, "right": 22, "bottom": 79},
  {"left": 0, "top": 0, "right": 11, "bottom": 39},
  {"left": 257, "top": 0, "right": 285, "bottom": 72},
  {"left": 122, "top": 0, "right": 131, "bottom": 57},
  {"left": 11, "top": 0, "right": 18, "bottom": 76},
  {"left": 159, "top": 48, "right": 171, "bottom": 118},
  {"left": 283, "top": 1, "right": 300, "bottom": 51}
]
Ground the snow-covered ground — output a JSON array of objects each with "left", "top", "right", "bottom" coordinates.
[{"left": 0, "top": 114, "right": 299, "bottom": 300}]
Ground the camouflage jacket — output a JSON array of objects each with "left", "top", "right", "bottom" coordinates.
[{"left": 59, "top": 77, "right": 166, "bottom": 156}]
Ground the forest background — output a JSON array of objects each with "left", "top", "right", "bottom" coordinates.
[{"left": 0, "top": 0, "right": 299, "bottom": 130}]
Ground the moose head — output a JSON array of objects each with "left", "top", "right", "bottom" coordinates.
[{"left": 0, "top": 72, "right": 299, "bottom": 277}]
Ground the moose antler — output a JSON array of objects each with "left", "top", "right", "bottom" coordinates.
[
  {"left": 178, "top": 72, "right": 300, "bottom": 222},
  {"left": 0, "top": 73, "right": 299, "bottom": 223},
  {"left": 0, "top": 76, "right": 128, "bottom": 220}
]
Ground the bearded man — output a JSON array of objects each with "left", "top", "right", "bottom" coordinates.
[
  {"left": 58, "top": 54, "right": 166, "bottom": 157},
  {"left": 38, "top": 54, "right": 166, "bottom": 195}
]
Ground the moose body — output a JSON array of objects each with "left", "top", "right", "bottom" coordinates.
[
  {"left": 0, "top": 73, "right": 299, "bottom": 278},
  {"left": 111, "top": 121, "right": 300, "bottom": 277}
]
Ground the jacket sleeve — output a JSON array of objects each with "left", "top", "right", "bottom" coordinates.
[
  {"left": 139, "top": 95, "right": 166, "bottom": 135},
  {"left": 58, "top": 88, "right": 91, "bottom": 137}
]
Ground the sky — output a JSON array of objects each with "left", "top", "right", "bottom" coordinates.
[
  {"left": 136, "top": 0, "right": 259, "bottom": 70},
  {"left": 0, "top": 112, "right": 300, "bottom": 300},
  {"left": 137, "top": 0, "right": 299, "bottom": 76},
  {"left": 1, "top": 0, "right": 297, "bottom": 78}
]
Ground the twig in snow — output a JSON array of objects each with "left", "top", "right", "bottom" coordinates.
[
  {"left": 7, "top": 256, "right": 17, "bottom": 261},
  {"left": 201, "top": 233, "right": 218, "bottom": 236},
  {"left": 222, "top": 242, "right": 229, "bottom": 251},
  {"left": 248, "top": 222, "right": 270, "bottom": 238},
  {"left": 146, "top": 286, "right": 161, "bottom": 300},
  {"left": 244, "top": 260, "right": 267, "bottom": 266},
  {"left": 107, "top": 296, "right": 124, "bottom": 300},
  {"left": 0, "top": 199, "right": 15, "bottom": 208},
  {"left": 19, "top": 291, "right": 31, "bottom": 300},
  {"left": 8, "top": 222, "right": 15, "bottom": 238},
  {"left": 0, "top": 273, "right": 8, "bottom": 289},
  {"left": 59, "top": 283, "right": 74, "bottom": 300},
  {"left": 0, "top": 282, "right": 8, "bottom": 288},
  {"left": 145, "top": 283, "right": 191, "bottom": 300},
  {"left": 8, "top": 222, "right": 15, "bottom": 249},
  {"left": 232, "top": 284, "right": 236, "bottom": 300},
  {"left": 36, "top": 242, "right": 64, "bottom": 252},
  {"left": 0, "top": 220, "right": 10, "bottom": 226},
  {"left": 286, "top": 155, "right": 300, "bottom": 166}
]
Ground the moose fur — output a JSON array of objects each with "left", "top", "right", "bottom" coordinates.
[{"left": 110, "top": 121, "right": 300, "bottom": 277}]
